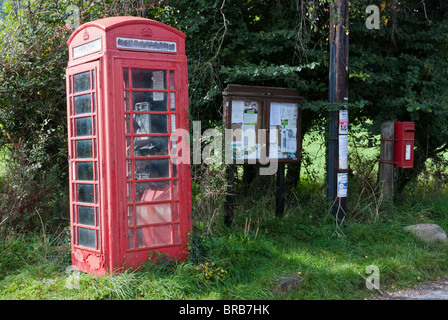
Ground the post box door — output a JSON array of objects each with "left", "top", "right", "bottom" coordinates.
[
  {"left": 67, "top": 61, "right": 103, "bottom": 267},
  {"left": 394, "top": 122, "right": 415, "bottom": 168},
  {"left": 115, "top": 59, "right": 190, "bottom": 262}
]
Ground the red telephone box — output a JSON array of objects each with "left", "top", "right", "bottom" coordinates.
[
  {"left": 394, "top": 122, "right": 415, "bottom": 168},
  {"left": 66, "top": 17, "right": 192, "bottom": 276}
]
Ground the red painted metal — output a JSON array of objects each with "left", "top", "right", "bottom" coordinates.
[
  {"left": 394, "top": 122, "right": 415, "bottom": 169},
  {"left": 66, "top": 17, "right": 192, "bottom": 276}
]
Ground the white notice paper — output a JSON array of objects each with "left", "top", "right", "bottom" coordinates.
[
  {"left": 231, "top": 100, "right": 244, "bottom": 124},
  {"left": 337, "top": 173, "right": 348, "bottom": 198},
  {"left": 339, "top": 109, "right": 349, "bottom": 134},
  {"left": 269, "top": 143, "right": 278, "bottom": 158},
  {"left": 243, "top": 112, "right": 257, "bottom": 125},
  {"left": 269, "top": 126, "right": 278, "bottom": 144},
  {"left": 281, "top": 103, "right": 298, "bottom": 121},
  {"left": 270, "top": 103, "right": 281, "bottom": 126},
  {"left": 338, "top": 135, "right": 348, "bottom": 170},
  {"left": 281, "top": 128, "right": 297, "bottom": 153}
]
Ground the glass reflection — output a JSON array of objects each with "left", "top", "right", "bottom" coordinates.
[
  {"left": 78, "top": 206, "right": 95, "bottom": 226},
  {"left": 133, "top": 91, "right": 167, "bottom": 112},
  {"left": 75, "top": 94, "right": 91, "bottom": 114},
  {"left": 135, "top": 181, "right": 170, "bottom": 202},
  {"left": 75, "top": 117, "right": 92, "bottom": 136},
  {"left": 77, "top": 184, "right": 94, "bottom": 203},
  {"left": 76, "top": 140, "right": 93, "bottom": 158},
  {"left": 123, "top": 68, "right": 129, "bottom": 88},
  {"left": 78, "top": 227, "right": 96, "bottom": 248},
  {"left": 74, "top": 71, "right": 91, "bottom": 93},
  {"left": 77, "top": 162, "right": 94, "bottom": 181},
  {"left": 133, "top": 114, "right": 167, "bottom": 134},
  {"left": 135, "top": 203, "right": 171, "bottom": 225},
  {"left": 131, "top": 69, "right": 166, "bottom": 89},
  {"left": 134, "top": 136, "right": 168, "bottom": 157},
  {"left": 135, "top": 159, "right": 169, "bottom": 180},
  {"left": 136, "top": 225, "right": 172, "bottom": 248}
]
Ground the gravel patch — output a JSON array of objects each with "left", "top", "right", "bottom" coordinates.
[{"left": 371, "top": 277, "right": 448, "bottom": 300}]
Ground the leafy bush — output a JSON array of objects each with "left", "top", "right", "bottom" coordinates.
[{"left": 0, "top": 124, "right": 64, "bottom": 237}]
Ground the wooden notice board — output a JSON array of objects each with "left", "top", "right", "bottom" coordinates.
[{"left": 222, "top": 84, "right": 303, "bottom": 165}]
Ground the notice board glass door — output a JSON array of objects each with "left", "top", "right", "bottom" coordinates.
[
  {"left": 223, "top": 85, "right": 303, "bottom": 165},
  {"left": 267, "top": 99, "right": 300, "bottom": 161}
]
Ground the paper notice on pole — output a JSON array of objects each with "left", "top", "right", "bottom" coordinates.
[
  {"left": 338, "top": 135, "right": 348, "bottom": 169},
  {"left": 337, "top": 173, "right": 348, "bottom": 198},
  {"left": 231, "top": 100, "right": 244, "bottom": 124},
  {"left": 270, "top": 103, "right": 281, "bottom": 126},
  {"left": 339, "top": 109, "right": 349, "bottom": 134}
]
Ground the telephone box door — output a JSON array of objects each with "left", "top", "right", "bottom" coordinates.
[
  {"left": 115, "top": 58, "right": 191, "bottom": 267},
  {"left": 67, "top": 60, "right": 105, "bottom": 275}
]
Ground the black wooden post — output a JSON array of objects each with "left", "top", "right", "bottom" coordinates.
[
  {"left": 328, "top": 0, "right": 349, "bottom": 221},
  {"left": 224, "top": 165, "right": 235, "bottom": 226},
  {"left": 276, "top": 163, "right": 285, "bottom": 217}
]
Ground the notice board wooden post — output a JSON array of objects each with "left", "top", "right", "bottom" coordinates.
[
  {"left": 223, "top": 85, "right": 303, "bottom": 225},
  {"left": 276, "top": 163, "right": 286, "bottom": 217}
]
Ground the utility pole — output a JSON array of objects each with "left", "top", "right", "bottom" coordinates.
[{"left": 327, "top": 0, "right": 349, "bottom": 221}]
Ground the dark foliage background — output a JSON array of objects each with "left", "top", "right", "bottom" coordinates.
[{"left": 0, "top": 0, "right": 447, "bottom": 234}]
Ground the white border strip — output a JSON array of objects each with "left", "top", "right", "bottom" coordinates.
[
  {"left": 116, "top": 37, "right": 177, "bottom": 53},
  {"left": 73, "top": 38, "right": 102, "bottom": 59}
]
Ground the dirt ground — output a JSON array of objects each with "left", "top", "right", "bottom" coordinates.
[{"left": 370, "top": 277, "right": 448, "bottom": 300}]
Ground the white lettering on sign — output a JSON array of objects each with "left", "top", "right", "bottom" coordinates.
[
  {"left": 116, "top": 37, "right": 177, "bottom": 53},
  {"left": 73, "top": 38, "right": 102, "bottom": 58}
]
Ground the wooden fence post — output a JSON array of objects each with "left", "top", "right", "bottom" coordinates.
[{"left": 379, "top": 121, "right": 395, "bottom": 199}]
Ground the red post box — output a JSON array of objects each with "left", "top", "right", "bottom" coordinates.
[
  {"left": 66, "top": 17, "right": 192, "bottom": 276},
  {"left": 394, "top": 122, "right": 415, "bottom": 168}
]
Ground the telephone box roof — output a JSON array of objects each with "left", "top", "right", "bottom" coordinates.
[{"left": 67, "top": 16, "right": 186, "bottom": 47}]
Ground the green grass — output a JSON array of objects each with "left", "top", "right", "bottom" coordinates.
[
  {"left": 2, "top": 125, "right": 448, "bottom": 300},
  {"left": 1, "top": 188, "right": 448, "bottom": 300}
]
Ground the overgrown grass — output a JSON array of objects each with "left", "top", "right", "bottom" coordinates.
[
  {"left": 1, "top": 185, "right": 448, "bottom": 300},
  {"left": 2, "top": 125, "right": 448, "bottom": 300}
]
